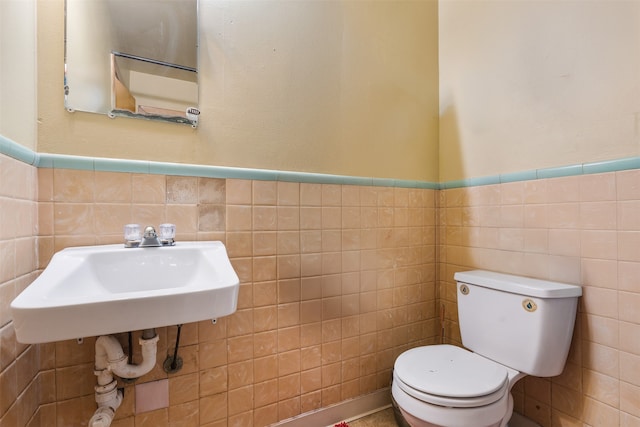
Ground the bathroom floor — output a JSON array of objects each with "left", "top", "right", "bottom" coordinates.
[
  {"left": 349, "top": 408, "right": 399, "bottom": 427},
  {"left": 349, "top": 408, "right": 538, "bottom": 427}
]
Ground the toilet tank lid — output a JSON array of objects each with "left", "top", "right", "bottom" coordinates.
[{"left": 454, "top": 270, "right": 582, "bottom": 298}]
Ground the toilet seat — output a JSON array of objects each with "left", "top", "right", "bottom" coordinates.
[{"left": 394, "top": 345, "right": 509, "bottom": 408}]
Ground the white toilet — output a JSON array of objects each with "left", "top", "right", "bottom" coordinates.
[{"left": 392, "top": 270, "right": 582, "bottom": 427}]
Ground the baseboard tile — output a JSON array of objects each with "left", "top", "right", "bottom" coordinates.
[{"left": 271, "top": 388, "right": 392, "bottom": 427}]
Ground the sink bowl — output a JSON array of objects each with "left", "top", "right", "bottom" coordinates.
[{"left": 11, "top": 241, "right": 239, "bottom": 344}]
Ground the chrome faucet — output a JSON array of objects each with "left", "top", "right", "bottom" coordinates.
[
  {"left": 124, "top": 224, "right": 176, "bottom": 248},
  {"left": 140, "top": 226, "right": 162, "bottom": 247}
]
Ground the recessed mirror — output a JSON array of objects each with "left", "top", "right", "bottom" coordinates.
[{"left": 65, "top": 0, "right": 199, "bottom": 127}]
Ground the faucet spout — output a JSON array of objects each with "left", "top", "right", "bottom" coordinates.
[
  {"left": 124, "top": 224, "right": 176, "bottom": 248},
  {"left": 140, "top": 226, "right": 162, "bottom": 247}
]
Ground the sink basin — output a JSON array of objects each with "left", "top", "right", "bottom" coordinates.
[{"left": 11, "top": 241, "right": 239, "bottom": 344}]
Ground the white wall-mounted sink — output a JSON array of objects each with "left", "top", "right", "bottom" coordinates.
[{"left": 11, "top": 242, "right": 239, "bottom": 344}]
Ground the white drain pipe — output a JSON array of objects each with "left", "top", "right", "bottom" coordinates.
[{"left": 88, "top": 331, "right": 159, "bottom": 427}]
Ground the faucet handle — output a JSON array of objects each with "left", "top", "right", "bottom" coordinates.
[
  {"left": 159, "top": 224, "right": 176, "bottom": 246},
  {"left": 124, "top": 224, "right": 141, "bottom": 248},
  {"left": 159, "top": 224, "right": 176, "bottom": 240}
]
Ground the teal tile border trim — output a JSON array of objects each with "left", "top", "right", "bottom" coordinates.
[
  {"left": 1, "top": 133, "right": 638, "bottom": 189},
  {"left": 0, "top": 135, "right": 38, "bottom": 166},
  {"left": 442, "top": 157, "right": 640, "bottom": 189},
  {"left": 32, "top": 152, "right": 441, "bottom": 189}
]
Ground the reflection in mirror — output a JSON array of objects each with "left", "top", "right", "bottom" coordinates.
[{"left": 65, "top": 0, "right": 199, "bottom": 127}]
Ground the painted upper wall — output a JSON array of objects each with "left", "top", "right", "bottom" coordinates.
[
  {"left": 1, "top": 0, "right": 37, "bottom": 150},
  {"left": 37, "top": 0, "right": 440, "bottom": 182},
  {"left": 439, "top": 0, "right": 640, "bottom": 182}
]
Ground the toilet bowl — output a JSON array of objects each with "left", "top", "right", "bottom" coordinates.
[
  {"left": 391, "top": 270, "right": 582, "bottom": 427},
  {"left": 392, "top": 345, "right": 523, "bottom": 427}
]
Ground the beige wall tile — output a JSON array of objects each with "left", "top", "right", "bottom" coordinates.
[
  {"left": 583, "top": 314, "right": 619, "bottom": 348},
  {"left": 225, "top": 205, "right": 253, "bottom": 231},
  {"left": 620, "top": 292, "right": 640, "bottom": 324},
  {"left": 226, "top": 232, "right": 253, "bottom": 258},
  {"left": 277, "top": 182, "right": 300, "bottom": 206},
  {"left": 55, "top": 395, "right": 96, "bottom": 426},
  {"left": 228, "top": 360, "right": 254, "bottom": 390},
  {"left": 322, "top": 185, "right": 342, "bottom": 206},
  {"left": 620, "top": 412, "right": 640, "bottom": 427},
  {"left": 524, "top": 204, "right": 549, "bottom": 229},
  {"left": 619, "top": 261, "right": 640, "bottom": 292},
  {"left": 617, "top": 170, "right": 640, "bottom": 201},
  {"left": 620, "top": 322, "right": 640, "bottom": 356},
  {"left": 278, "top": 373, "right": 300, "bottom": 401},
  {"left": 199, "top": 392, "right": 227, "bottom": 424},
  {"left": 168, "top": 401, "right": 199, "bottom": 427},
  {"left": 253, "top": 306, "right": 278, "bottom": 332},
  {"left": 254, "top": 402, "right": 278, "bottom": 427},
  {"left": 546, "top": 176, "right": 581, "bottom": 204},
  {"left": 166, "top": 176, "right": 198, "bottom": 204},
  {"left": 227, "top": 336, "right": 254, "bottom": 364},
  {"left": 228, "top": 309, "right": 253, "bottom": 338},
  {"left": 523, "top": 180, "right": 548, "bottom": 204},
  {"left": 359, "top": 188, "right": 378, "bottom": 208},
  {"left": 277, "top": 206, "right": 299, "bottom": 231},
  {"left": 278, "top": 396, "right": 301, "bottom": 421},
  {"left": 547, "top": 203, "right": 580, "bottom": 229},
  {"left": 253, "top": 256, "right": 276, "bottom": 282},
  {"left": 197, "top": 204, "right": 224, "bottom": 232},
  {"left": 53, "top": 203, "right": 95, "bottom": 235},
  {"left": 37, "top": 169, "right": 54, "bottom": 202},
  {"left": 583, "top": 396, "right": 620, "bottom": 427},
  {"left": 253, "top": 206, "right": 277, "bottom": 231},
  {"left": 501, "top": 205, "right": 524, "bottom": 227},
  {"left": 621, "top": 382, "right": 640, "bottom": 418},
  {"left": 226, "top": 179, "right": 252, "bottom": 205},
  {"left": 581, "top": 173, "right": 617, "bottom": 202},
  {"left": 53, "top": 169, "right": 94, "bottom": 203},
  {"left": 6, "top": 165, "right": 639, "bottom": 426},
  {"left": 253, "top": 181, "right": 277, "bottom": 206},
  {"left": 169, "top": 372, "right": 199, "bottom": 404},
  {"left": 198, "top": 178, "right": 225, "bottom": 204},
  {"left": 131, "top": 205, "right": 165, "bottom": 230},
  {"left": 619, "top": 231, "right": 640, "bottom": 262},
  {"left": 581, "top": 230, "right": 618, "bottom": 260},
  {"left": 620, "top": 352, "right": 640, "bottom": 388},
  {"left": 618, "top": 201, "right": 640, "bottom": 231},
  {"left": 0, "top": 165, "right": 432, "bottom": 426},
  {"left": 254, "top": 331, "right": 277, "bottom": 358},
  {"left": 580, "top": 201, "right": 617, "bottom": 230},
  {"left": 132, "top": 174, "right": 166, "bottom": 204},
  {"left": 582, "top": 258, "right": 617, "bottom": 289},
  {"left": 583, "top": 369, "right": 619, "bottom": 408},
  {"left": 94, "top": 204, "right": 131, "bottom": 235},
  {"left": 300, "top": 184, "right": 322, "bottom": 206},
  {"left": 95, "top": 172, "right": 132, "bottom": 203}
]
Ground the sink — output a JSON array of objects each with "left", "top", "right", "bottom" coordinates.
[{"left": 11, "top": 241, "right": 240, "bottom": 344}]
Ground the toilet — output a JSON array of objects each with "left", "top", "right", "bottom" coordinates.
[{"left": 392, "top": 270, "right": 582, "bottom": 427}]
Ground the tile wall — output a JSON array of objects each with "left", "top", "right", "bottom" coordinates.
[
  {"left": 2, "top": 155, "right": 638, "bottom": 427},
  {"left": 439, "top": 170, "right": 640, "bottom": 427},
  {"left": 32, "top": 168, "right": 438, "bottom": 426},
  {"left": 0, "top": 153, "right": 40, "bottom": 427}
]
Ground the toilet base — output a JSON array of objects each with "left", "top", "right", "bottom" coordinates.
[
  {"left": 391, "top": 391, "right": 502, "bottom": 427},
  {"left": 391, "top": 392, "right": 412, "bottom": 427}
]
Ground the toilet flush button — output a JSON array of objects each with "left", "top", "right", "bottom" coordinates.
[
  {"left": 522, "top": 299, "right": 537, "bottom": 312},
  {"left": 460, "top": 284, "right": 469, "bottom": 295}
]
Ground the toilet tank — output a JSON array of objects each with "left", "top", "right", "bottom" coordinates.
[{"left": 454, "top": 270, "right": 582, "bottom": 377}]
